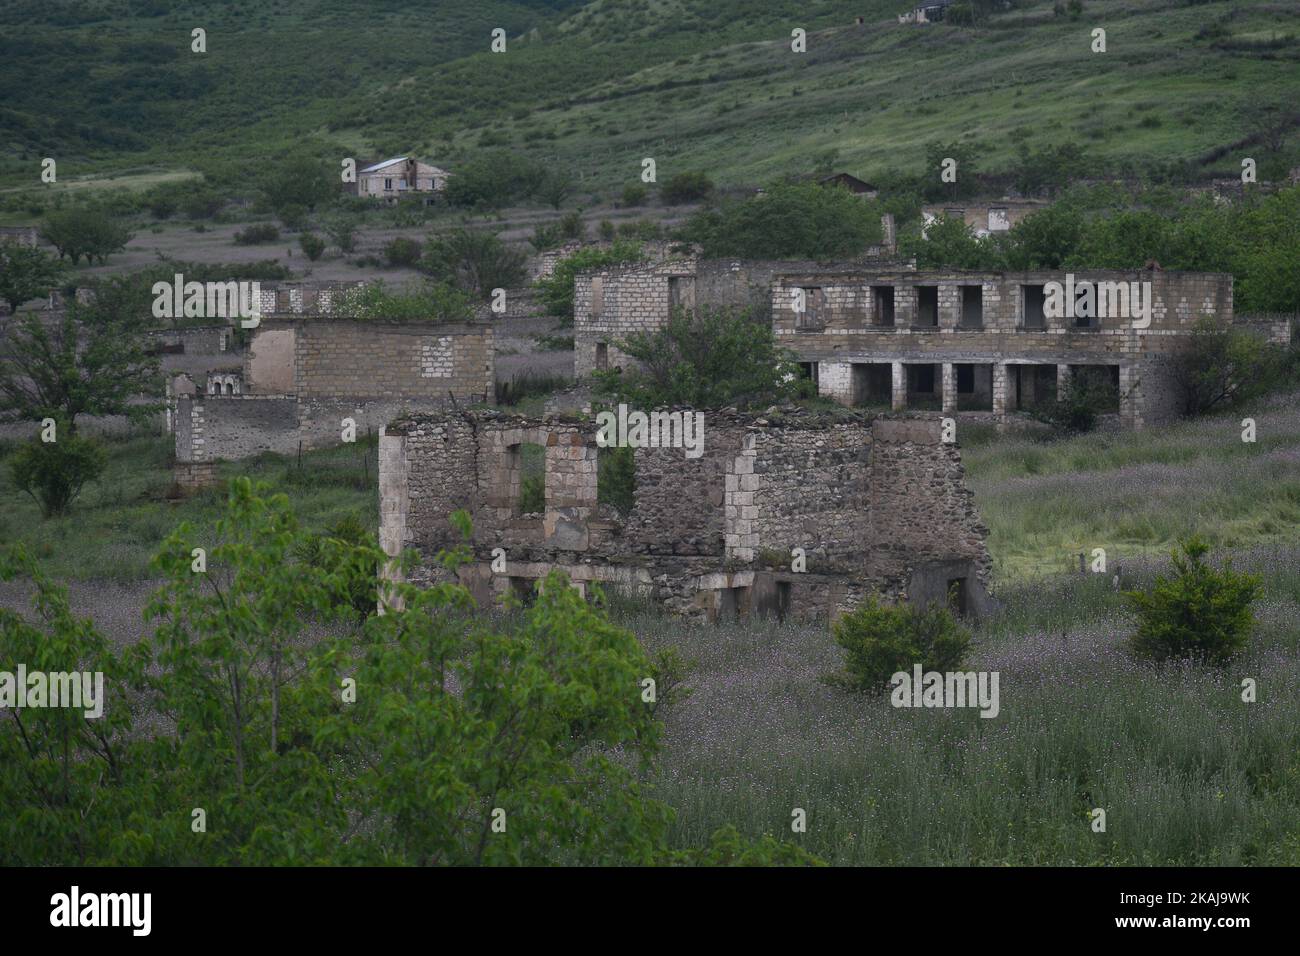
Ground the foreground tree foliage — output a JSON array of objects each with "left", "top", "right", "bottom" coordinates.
[{"left": 0, "top": 481, "right": 820, "bottom": 866}]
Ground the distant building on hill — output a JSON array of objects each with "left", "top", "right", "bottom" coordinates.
[
  {"left": 898, "top": 0, "right": 954, "bottom": 23},
  {"left": 349, "top": 158, "right": 450, "bottom": 204},
  {"left": 819, "top": 173, "right": 879, "bottom": 198}
]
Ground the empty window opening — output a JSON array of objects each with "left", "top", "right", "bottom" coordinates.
[
  {"left": 1069, "top": 364, "right": 1121, "bottom": 413},
  {"left": 509, "top": 576, "right": 537, "bottom": 606},
  {"left": 597, "top": 444, "right": 635, "bottom": 516},
  {"left": 507, "top": 442, "right": 547, "bottom": 517},
  {"left": 851, "top": 363, "right": 892, "bottom": 408},
  {"left": 595, "top": 341, "right": 609, "bottom": 371},
  {"left": 1022, "top": 285, "right": 1046, "bottom": 329},
  {"left": 776, "top": 581, "right": 792, "bottom": 624},
  {"left": 798, "top": 362, "right": 820, "bottom": 387},
  {"left": 717, "top": 586, "right": 750, "bottom": 622},
  {"left": 961, "top": 286, "right": 983, "bottom": 327},
  {"left": 872, "top": 286, "right": 895, "bottom": 327},
  {"left": 907, "top": 364, "right": 940, "bottom": 409},
  {"left": 955, "top": 364, "right": 994, "bottom": 411},
  {"left": 668, "top": 276, "right": 694, "bottom": 313},
  {"left": 916, "top": 286, "right": 939, "bottom": 327},
  {"left": 1013, "top": 365, "right": 1058, "bottom": 410},
  {"left": 796, "top": 287, "right": 825, "bottom": 330},
  {"left": 947, "top": 577, "right": 969, "bottom": 616}
]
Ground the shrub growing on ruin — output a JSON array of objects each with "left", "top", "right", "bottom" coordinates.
[
  {"left": 594, "top": 306, "right": 800, "bottom": 409},
  {"left": 9, "top": 430, "right": 107, "bottom": 517},
  {"left": 830, "top": 595, "right": 972, "bottom": 694},
  {"left": 1125, "top": 538, "right": 1259, "bottom": 666},
  {"left": 332, "top": 279, "right": 474, "bottom": 324},
  {"left": 535, "top": 240, "right": 643, "bottom": 320},
  {"left": 1027, "top": 376, "right": 1115, "bottom": 435}
]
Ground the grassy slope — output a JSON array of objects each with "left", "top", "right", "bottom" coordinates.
[{"left": 3, "top": 1, "right": 1297, "bottom": 198}]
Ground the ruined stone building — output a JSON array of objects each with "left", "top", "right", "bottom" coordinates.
[
  {"left": 921, "top": 199, "right": 1050, "bottom": 236},
  {"left": 574, "top": 260, "right": 1287, "bottom": 429},
  {"left": 172, "top": 282, "right": 493, "bottom": 487},
  {"left": 378, "top": 407, "right": 991, "bottom": 622}
]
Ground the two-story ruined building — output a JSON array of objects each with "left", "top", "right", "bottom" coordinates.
[{"left": 573, "top": 257, "right": 1278, "bottom": 429}]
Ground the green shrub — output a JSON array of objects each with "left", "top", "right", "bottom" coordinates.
[
  {"left": 383, "top": 236, "right": 423, "bottom": 268},
  {"left": 293, "top": 515, "right": 377, "bottom": 620},
  {"left": 659, "top": 171, "right": 714, "bottom": 205},
  {"left": 1125, "top": 538, "right": 1260, "bottom": 666},
  {"left": 233, "top": 222, "right": 280, "bottom": 245},
  {"left": 1029, "top": 375, "right": 1115, "bottom": 435},
  {"left": 621, "top": 183, "right": 649, "bottom": 206},
  {"left": 9, "top": 432, "right": 107, "bottom": 517},
  {"left": 422, "top": 229, "right": 527, "bottom": 297},
  {"left": 830, "top": 595, "right": 972, "bottom": 694},
  {"left": 331, "top": 279, "right": 475, "bottom": 324},
  {"left": 299, "top": 232, "right": 326, "bottom": 261}
]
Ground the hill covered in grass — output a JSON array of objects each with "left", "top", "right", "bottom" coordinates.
[{"left": 2, "top": 0, "right": 1298, "bottom": 200}]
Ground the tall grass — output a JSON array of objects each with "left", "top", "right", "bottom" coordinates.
[{"left": 628, "top": 544, "right": 1300, "bottom": 865}]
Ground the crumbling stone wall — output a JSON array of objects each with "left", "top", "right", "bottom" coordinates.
[{"left": 381, "top": 408, "right": 992, "bottom": 622}]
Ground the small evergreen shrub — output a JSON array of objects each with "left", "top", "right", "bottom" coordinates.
[
  {"left": 830, "top": 595, "right": 972, "bottom": 693},
  {"left": 1125, "top": 537, "right": 1260, "bottom": 666}
]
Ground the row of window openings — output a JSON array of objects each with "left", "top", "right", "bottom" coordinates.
[{"left": 795, "top": 285, "right": 1099, "bottom": 330}]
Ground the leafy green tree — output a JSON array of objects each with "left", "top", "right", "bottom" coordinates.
[
  {"left": 1125, "top": 538, "right": 1260, "bottom": 666},
  {"left": 445, "top": 151, "right": 546, "bottom": 208},
  {"left": 41, "top": 208, "right": 133, "bottom": 265},
  {"left": 1170, "top": 316, "right": 1280, "bottom": 416},
  {"left": 422, "top": 229, "right": 527, "bottom": 297},
  {"left": 325, "top": 216, "right": 358, "bottom": 253},
  {"left": 923, "top": 140, "right": 980, "bottom": 200},
  {"left": 535, "top": 240, "right": 643, "bottom": 320},
  {"left": 594, "top": 306, "right": 800, "bottom": 409},
  {"left": 0, "top": 547, "right": 137, "bottom": 865},
  {"left": 299, "top": 232, "right": 326, "bottom": 261},
  {"left": 901, "top": 215, "right": 1001, "bottom": 270},
  {"left": 1001, "top": 205, "right": 1084, "bottom": 270},
  {"left": 538, "top": 170, "right": 573, "bottom": 210},
  {"left": 0, "top": 241, "right": 66, "bottom": 312},
  {"left": 9, "top": 428, "right": 106, "bottom": 517},
  {"left": 0, "top": 279, "right": 162, "bottom": 433},
  {"left": 829, "top": 595, "right": 972, "bottom": 694},
  {"left": 261, "top": 156, "right": 334, "bottom": 214},
  {"left": 680, "top": 182, "right": 882, "bottom": 260}
]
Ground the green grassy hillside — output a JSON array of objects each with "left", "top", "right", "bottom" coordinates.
[{"left": 3, "top": 0, "right": 1297, "bottom": 197}]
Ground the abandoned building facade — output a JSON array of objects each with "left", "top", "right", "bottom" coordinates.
[
  {"left": 572, "top": 256, "right": 1283, "bottom": 429},
  {"left": 350, "top": 157, "right": 450, "bottom": 203},
  {"left": 171, "top": 282, "right": 493, "bottom": 487},
  {"left": 379, "top": 408, "right": 992, "bottom": 623}
]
